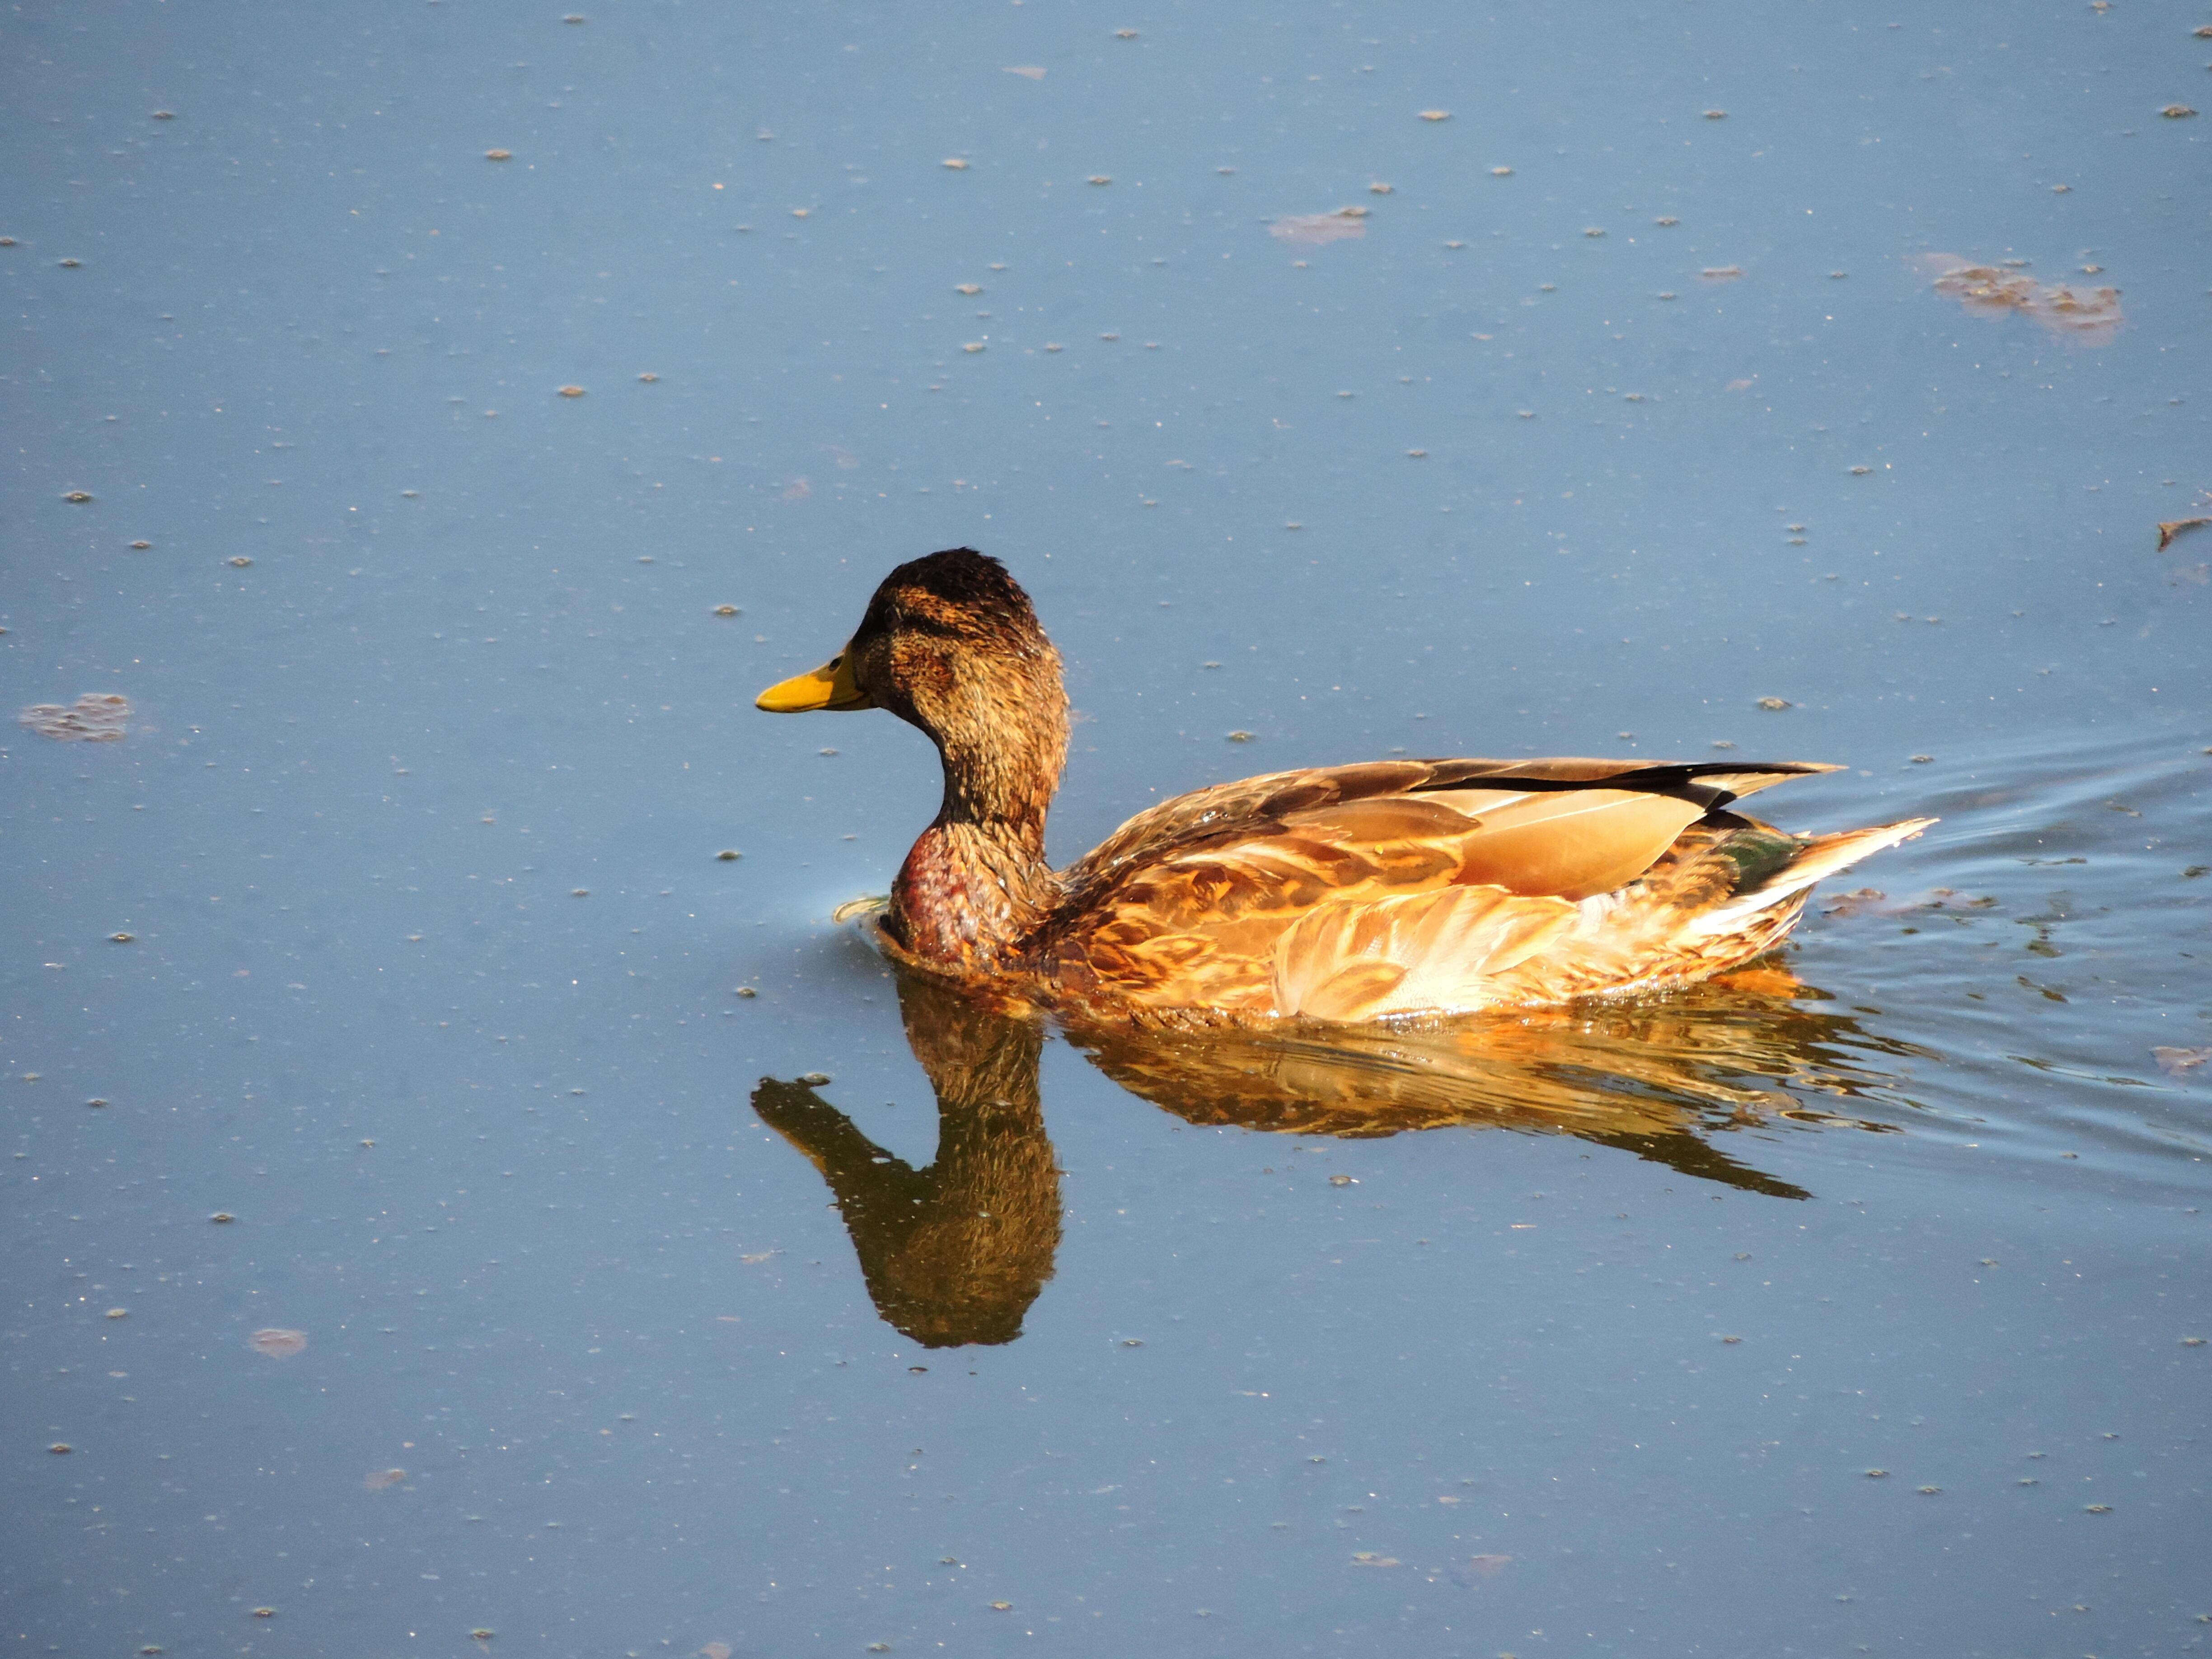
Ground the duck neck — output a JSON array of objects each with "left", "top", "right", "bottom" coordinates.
[{"left": 888, "top": 707, "right": 1066, "bottom": 972}]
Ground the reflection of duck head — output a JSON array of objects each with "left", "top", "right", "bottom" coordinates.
[
  {"left": 759, "top": 957, "right": 1909, "bottom": 1344},
  {"left": 751, "top": 974, "right": 1059, "bottom": 1348}
]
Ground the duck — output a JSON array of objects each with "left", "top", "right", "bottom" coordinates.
[{"left": 756, "top": 548, "right": 1931, "bottom": 1026}]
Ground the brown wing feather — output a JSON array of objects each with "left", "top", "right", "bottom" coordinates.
[
  {"left": 1040, "top": 756, "right": 1845, "bottom": 1019},
  {"left": 1058, "top": 756, "right": 1838, "bottom": 914}
]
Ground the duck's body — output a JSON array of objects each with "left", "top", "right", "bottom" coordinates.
[{"left": 759, "top": 549, "right": 1930, "bottom": 1027}]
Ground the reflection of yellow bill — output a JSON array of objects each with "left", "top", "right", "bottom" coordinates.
[{"left": 755, "top": 643, "right": 873, "bottom": 712}]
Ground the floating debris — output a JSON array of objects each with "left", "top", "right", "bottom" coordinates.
[
  {"left": 249, "top": 1328, "right": 307, "bottom": 1358},
  {"left": 1700, "top": 265, "right": 1743, "bottom": 281},
  {"left": 20, "top": 694, "right": 131, "bottom": 742},
  {"left": 364, "top": 1467, "right": 406, "bottom": 1490},
  {"left": 955, "top": 283, "right": 982, "bottom": 295},
  {"left": 62, "top": 489, "right": 93, "bottom": 502},
  {"left": 1916, "top": 253, "right": 2122, "bottom": 343},
  {"left": 49, "top": 1443, "right": 71, "bottom": 1454},
  {"left": 557, "top": 384, "right": 585, "bottom": 398},
  {"left": 941, "top": 158, "right": 968, "bottom": 170},
  {"left": 798, "top": 1071, "right": 832, "bottom": 1086},
  {"left": 1226, "top": 730, "right": 1256, "bottom": 743},
  {"left": 1490, "top": 165, "right": 1514, "bottom": 176},
  {"left": 1368, "top": 181, "right": 1393, "bottom": 194},
  {"left": 485, "top": 149, "right": 512, "bottom": 161},
  {"left": 1703, "top": 108, "right": 1727, "bottom": 119},
  {"left": 1088, "top": 175, "right": 1112, "bottom": 186},
  {"left": 229, "top": 555, "right": 253, "bottom": 566},
  {"left": 1350, "top": 1552, "right": 1401, "bottom": 1567},
  {"left": 1270, "top": 206, "right": 1368, "bottom": 245},
  {"left": 111, "top": 932, "right": 133, "bottom": 942},
  {"left": 1655, "top": 216, "right": 1679, "bottom": 226},
  {"left": 1756, "top": 696, "right": 1793, "bottom": 711},
  {"left": 251, "top": 1607, "right": 276, "bottom": 1619},
  {"left": 1328, "top": 1173, "right": 1355, "bottom": 1186},
  {"left": 130, "top": 539, "right": 151, "bottom": 548},
  {"left": 210, "top": 1212, "right": 234, "bottom": 1223},
  {"left": 2160, "top": 104, "right": 2197, "bottom": 118},
  {"left": 1420, "top": 110, "right": 1450, "bottom": 121},
  {"left": 962, "top": 342, "right": 985, "bottom": 353},
  {"left": 1003, "top": 65, "right": 1046, "bottom": 79},
  {"left": 2153, "top": 1046, "right": 2211, "bottom": 1076},
  {"left": 1917, "top": 1486, "right": 1941, "bottom": 1496},
  {"left": 2156, "top": 516, "right": 2209, "bottom": 551},
  {"left": 1584, "top": 226, "right": 1605, "bottom": 238},
  {"left": 714, "top": 604, "right": 739, "bottom": 616},
  {"left": 638, "top": 371, "right": 659, "bottom": 382}
]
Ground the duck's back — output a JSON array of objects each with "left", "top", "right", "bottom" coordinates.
[{"left": 1033, "top": 758, "right": 1925, "bottom": 1023}]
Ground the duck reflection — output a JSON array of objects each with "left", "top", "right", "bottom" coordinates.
[
  {"left": 755, "top": 963, "right": 1918, "bottom": 1346},
  {"left": 751, "top": 973, "right": 1061, "bottom": 1348}
]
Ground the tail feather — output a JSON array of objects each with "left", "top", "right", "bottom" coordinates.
[{"left": 1687, "top": 817, "right": 1936, "bottom": 937}]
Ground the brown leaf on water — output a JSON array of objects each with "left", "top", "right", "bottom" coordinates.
[
  {"left": 2153, "top": 1046, "right": 2212, "bottom": 1077},
  {"left": 364, "top": 1467, "right": 406, "bottom": 1490},
  {"left": 1915, "top": 253, "right": 2122, "bottom": 344},
  {"left": 2156, "top": 516, "right": 2208, "bottom": 551},
  {"left": 249, "top": 1327, "right": 307, "bottom": 1358},
  {"left": 1270, "top": 207, "right": 1368, "bottom": 245},
  {"left": 20, "top": 694, "right": 131, "bottom": 742}
]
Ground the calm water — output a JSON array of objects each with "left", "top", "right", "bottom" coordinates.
[{"left": 5, "top": 2, "right": 2209, "bottom": 1654}]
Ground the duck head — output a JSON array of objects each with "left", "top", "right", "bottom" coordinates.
[{"left": 757, "top": 548, "right": 1069, "bottom": 830}]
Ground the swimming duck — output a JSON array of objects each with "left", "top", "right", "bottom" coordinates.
[{"left": 757, "top": 548, "right": 1930, "bottom": 1026}]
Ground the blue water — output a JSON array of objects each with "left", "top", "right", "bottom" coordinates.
[{"left": 5, "top": 2, "right": 2208, "bottom": 1653}]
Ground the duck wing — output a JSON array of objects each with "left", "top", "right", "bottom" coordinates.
[
  {"left": 1057, "top": 756, "right": 1837, "bottom": 909},
  {"left": 1042, "top": 757, "right": 1844, "bottom": 1017}
]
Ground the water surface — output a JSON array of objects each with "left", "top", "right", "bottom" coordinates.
[{"left": 5, "top": 2, "right": 2209, "bottom": 1654}]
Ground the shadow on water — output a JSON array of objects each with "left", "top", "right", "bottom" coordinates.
[{"left": 756, "top": 962, "right": 1932, "bottom": 1346}]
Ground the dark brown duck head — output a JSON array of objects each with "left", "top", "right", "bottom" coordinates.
[{"left": 757, "top": 548, "right": 1070, "bottom": 970}]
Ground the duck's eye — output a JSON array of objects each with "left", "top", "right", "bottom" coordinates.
[{"left": 829, "top": 655, "right": 843, "bottom": 668}]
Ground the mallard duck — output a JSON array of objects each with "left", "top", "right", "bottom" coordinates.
[{"left": 757, "top": 548, "right": 1931, "bottom": 1026}]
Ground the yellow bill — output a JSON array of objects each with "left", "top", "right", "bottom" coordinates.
[{"left": 755, "top": 644, "right": 874, "bottom": 712}]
